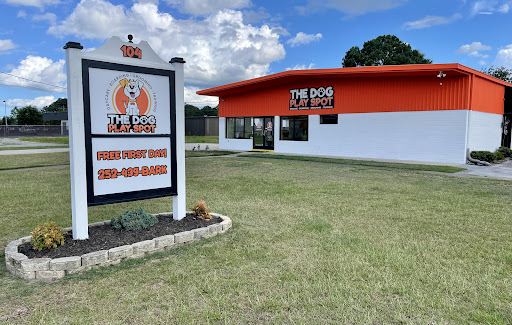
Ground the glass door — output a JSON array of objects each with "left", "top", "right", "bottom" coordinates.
[{"left": 253, "top": 117, "right": 274, "bottom": 150}]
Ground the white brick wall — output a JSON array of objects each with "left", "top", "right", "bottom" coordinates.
[
  {"left": 219, "top": 110, "right": 503, "bottom": 164},
  {"left": 218, "top": 117, "right": 253, "bottom": 151},
  {"left": 275, "top": 110, "right": 469, "bottom": 164},
  {"left": 467, "top": 110, "right": 503, "bottom": 152}
]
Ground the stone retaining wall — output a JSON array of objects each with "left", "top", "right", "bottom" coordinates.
[{"left": 4, "top": 212, "right": 232, "bottom": 281}]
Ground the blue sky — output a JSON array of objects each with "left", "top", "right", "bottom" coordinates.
[{"left": 1, "top": 0, "right": 511, "bottom": 117}]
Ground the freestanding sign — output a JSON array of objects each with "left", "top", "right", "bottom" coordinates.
[{"left": 64, "top": 35, "right": 186, "bottom": 239}]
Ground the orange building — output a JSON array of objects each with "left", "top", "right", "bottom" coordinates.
[{"left": 198, "top": 64, "right": 512, "bottom": 164}]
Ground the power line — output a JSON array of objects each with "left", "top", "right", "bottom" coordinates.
[
  {"left": 0, "top": 72, "right": 67, "bottom": 90},
  {"left": 0, "top": 72, "right": 217, "bottom": 103}
]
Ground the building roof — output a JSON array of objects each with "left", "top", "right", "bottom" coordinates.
[{"left": 197, "top": 63, "right": 512, "bottom": 98}]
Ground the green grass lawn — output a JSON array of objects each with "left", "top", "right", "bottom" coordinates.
[
  {"left": 1, "top": 157, "right": 511, "bottom": 324},
  {"left": 185, "top": 150, "right": 236, "bottom": 157},
  {"left": 0, "top": 151, "right": 233, "bottom": 170},
  {"left": 185, "top": 135, "right": 218, "bottom": 143},
  {"left": 242, "top": 153, "right": 467, "bottom": 173},
  {"left": 19, "top": 137, "right": 69, "bottom": 145},
  {"left": 0, "top": 152, "right": 69, "bottom": 170}
]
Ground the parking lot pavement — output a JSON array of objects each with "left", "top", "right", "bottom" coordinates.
[
  {"left": 0, "top": 148, "right": 70, "bottom": 155},
  {"left": 0, "top": 137, "right": 64, "bottom": 148},
  {"left": 456, "top": 160, "right": 512, "bottom": 181},
  {"left": 185, "top": 143, "right": 219, "bottom": 151},
  {"left": 0, "top": 143, "right": 220, "bottom": 155}
]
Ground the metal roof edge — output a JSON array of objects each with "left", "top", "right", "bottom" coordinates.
[{"left": 197, "top": 63, "right": 512, "bottom": 96}]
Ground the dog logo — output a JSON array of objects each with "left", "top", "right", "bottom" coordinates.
[
  {"left": 110, "top": 77, "right": 151, "bottom": 116},
  {"left": 105, "top": 73, "right": 157, "bottom": 133},
  {"left": 119, "top": 79, "right": 143, "bottom": 116}
]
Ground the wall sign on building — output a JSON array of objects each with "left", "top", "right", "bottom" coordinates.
[
  {"left": 64, "top": 35, "right": 186, "bottom": 240},
  {"left": 289, "top": 86, "right": 334, "bottom": 110}
]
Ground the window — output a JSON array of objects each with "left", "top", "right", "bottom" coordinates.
[
  {"left": 320, "top": 114, "right": 338, "bottom": 124},
  {"left": 226, "top": 117, "right": 252, "bottom": 139},
  {"left": 280, "top": 116, "right": 308, "bottom": 141}
]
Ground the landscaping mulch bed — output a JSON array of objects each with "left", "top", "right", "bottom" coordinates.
[{"left": 19, "top": 213, "right": 221, "bottom": 259}]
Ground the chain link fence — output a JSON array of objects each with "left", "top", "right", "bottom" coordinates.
[{"left": 0, "top": 125, "right": 68, "bottom": 137}]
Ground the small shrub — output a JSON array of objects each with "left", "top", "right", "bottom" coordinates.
[
  {"left": 471, "top": 151, "right": 497, "bottom": 163},
  {"left": 31, "top": 222, "right": 66, "bottom": 251},
  {"left": 110, "top": 208, "right": 158, "bottom": 231},
  {"left": 495, "top": 151, "right": 505, "bottom": 161},
  {"left": 497, "top": 146, "right": 512, "bottom": 158},
  {"left": 192, "top": 200, "right": 211, "bottom": 221}
]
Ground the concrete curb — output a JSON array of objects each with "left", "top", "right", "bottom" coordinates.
[{"left": 4, "top": 212, "right": 232, "bottom": 281}]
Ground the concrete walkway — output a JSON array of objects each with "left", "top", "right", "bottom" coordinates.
[
  {"left": 2, "top": 138, "right": 511, "bottom": 181},
  {"left": 0, "top": 148, "right": 70, "bottom": 155},
  {"left": 455, "top": 159, "right": 512, "bottom": 181},
  {"left": 0, "top": 137, "right": 65, "bottom": 148},
  {"left": 0, "top": 139, "right": 220, "bottom": 155},
  {"left": 185, "top": 143, "right": 219, "bottom": 151}
]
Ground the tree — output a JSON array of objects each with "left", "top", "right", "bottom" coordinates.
[
  {"left": 1, "top": 116, "right": 13, "bottom": 125},
  {"left": 41, "top": 98, "right": 67, "bottom": 125},
  {"left": 42, "top": 98, "right": 67, "bottom": 113},
  {"left": 481, "top": 66, "right": 512, "bottom": 83},
  {"left": 342, "top": 35, "right": 432, "bottom": 67},
  {"left": 201, "top": 105, "right": 218, "bottom": 116},
  {"left": 10, "top": 105, "right": 43, "bottom": 125},
  {"left": 185, "top": 104, "right": 218, "bottom": 117},
  {"left": 185, "top": 104, "right": 201, "bottom": 117}
]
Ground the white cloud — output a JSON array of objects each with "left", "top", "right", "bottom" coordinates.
[
  {"left": 456, "top": 41, "right": 491, "bottom": 57},
  {"left": 297, "top": 0, "right": 406, "bottom": 16},
  {"left": 403, "top": 13, "right": 462, "bottom": 30},
  {"left": 32, "top": 12, "right": 57, "bottom": 24},
  {"left": 494, "top": 44, "right": 512, "bottom": 68},
  {"left": 285, "top": 63, "right": 315, "bottom": 71},
  {"left": 287, "top": 32, "right": 322, "bottom": 47},
  {"left": 470, "top": 0, "right": 512, "bottom": 15},
  {"left": 3, "top": 0, "right": 60, "bottom": 8},
  {"left": 49, "top": 1, "right": 285, "bottom": 87},
  {"left": 0, "top": 55, "right": 66, "bottom": 92},
  {"left": 243, "top": 8, "right": 271, "bottom": 23},
  {"left": 498, "top": 3, "right": 510, "bottom": 12},
  {"left": 165, "top": 0, "right": 252, "bottom": 16},
  {"left": 6, "top": 96, "right": 56, "bottom": 109},
  {"left": 17, "top": 10, "right": 26, "bottom": 18},
  {"left": 185, "top": 86, "right": 218, "bottom": 107},
  {"left": 0, "top": 39, "right": 16, "bottom": 52}
]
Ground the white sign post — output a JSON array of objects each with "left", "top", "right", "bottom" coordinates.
[{"left": 64, "top": 36, "right": 186, "bottom": 240}]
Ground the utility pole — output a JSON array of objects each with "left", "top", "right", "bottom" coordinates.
[{"left": 2, "top": 100, "right": 6, "bottom": 137}]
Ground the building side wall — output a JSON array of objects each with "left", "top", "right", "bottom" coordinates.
[
  {"left": 275, "top": 110, "right": 468, "bottom": 164},
  {"left": 220, "top": 75, "right": 470, "bottom": 117},
  {"left": 471, "top": 76, "right": 505, "bottom": 115},
  {"left": 219, "top": 111, "right": 469, "bottom": 164},
  {"left": 467, "top": 110, "right": 503, "bottom": 152},
  {"left": 218, "top": 117, "right": 253, "bottom": 151}
]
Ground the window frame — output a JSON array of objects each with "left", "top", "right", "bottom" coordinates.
[
  {"left": 280, "top": 115, "right": 308, "bottom": 141},
  {"left": 226, "top": 117, "right": 252, "bottom": 139},
  {"left": 320, "top": 114, "right": 338, "bottom": 125}
]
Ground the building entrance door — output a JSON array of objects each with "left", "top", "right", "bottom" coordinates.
[
  {"left": 502, "top": 87, "right": 512, "bottom": 148},
  {"left": 253, "top": 117, "right": 274, "bottom": 150}
]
